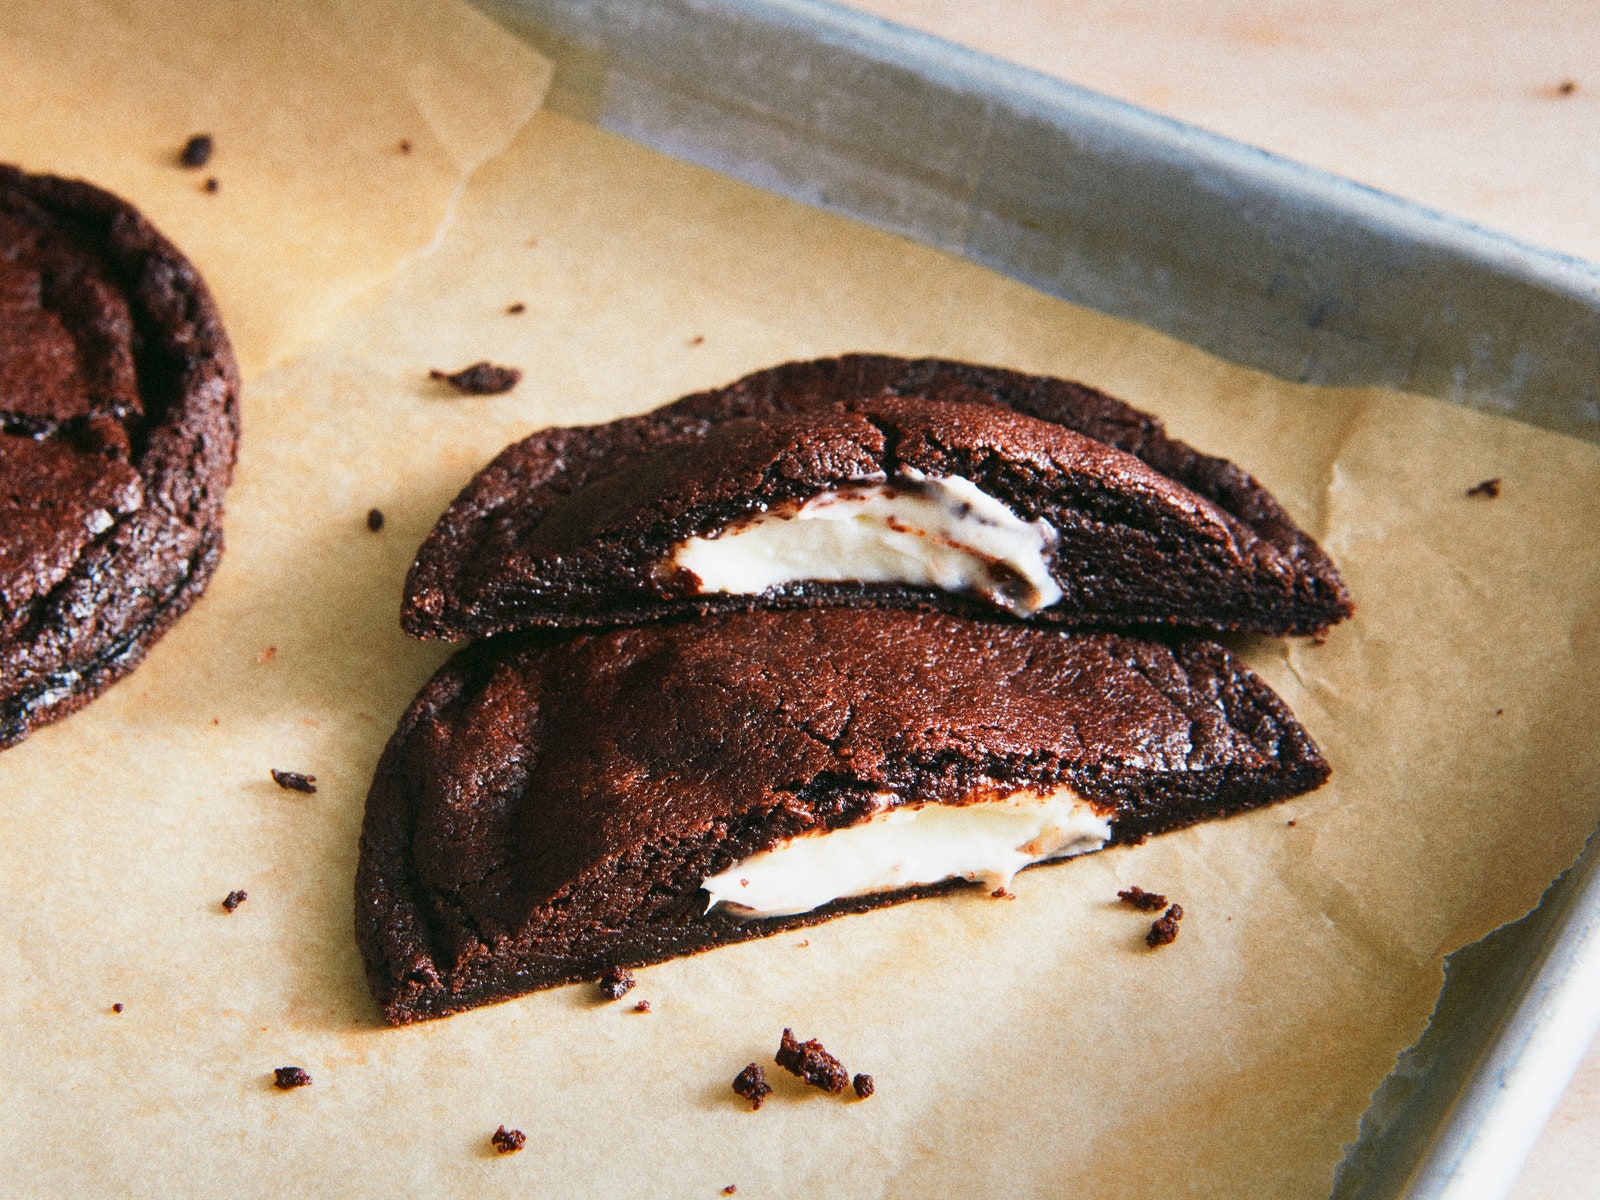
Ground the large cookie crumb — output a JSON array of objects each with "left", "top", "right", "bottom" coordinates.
[
  {"left": 1118, "top": 886, "right": 1167, "bottom": 912},
  {"left": 597, "top": 967, "right": 636, "bottom": 1000},
  {"left": 1147, "top": 904, "right": 1184, "bottom": 948},
  {"left": 429, "top": 362, "right": 522, "bottom": 395},
  {"left": 776, "top": 1028, "right": 848, "bottom": 1094},
  {"left": 731, "top": 1063, "right": 771, "bottom": 1110},
  {"left": 490, "top": 1126, "right": 526, "bottom": 1154}
]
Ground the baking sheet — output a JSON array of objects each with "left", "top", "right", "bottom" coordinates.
[{"left": 4, "top": 4, "right": 1600, "bottom": 1197}]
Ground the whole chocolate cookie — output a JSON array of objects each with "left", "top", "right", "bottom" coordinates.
[
  {"left": 0, "top": 166, "right": 239, "bottom": 748},
  {"left": 357, "top": 609, "right": 1328, "bottom": 1023},
  {"left": 403, "top": 356, "right": 1352, "bottom": 640}
]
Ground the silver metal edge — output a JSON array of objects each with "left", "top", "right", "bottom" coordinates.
[{"left": 471, "top": 2, "right": 1600, "bottom": 1194}]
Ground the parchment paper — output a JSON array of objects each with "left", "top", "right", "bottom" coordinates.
[{"left": 3, "top": 6, "right": 1600, "bottom": 1198}]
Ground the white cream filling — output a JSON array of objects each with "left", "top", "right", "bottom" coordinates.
[
  {"left": 669, "top": 471, "right": 1063, "bottom": 615},
  {"left": 701, "top": 787, "right": 1111, "bottom": 918}
]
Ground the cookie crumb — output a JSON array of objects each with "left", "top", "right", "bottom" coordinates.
[
  {"left": 1146, "top": 904, "right": 1184, "bottom": 949},
  {"left": 111, "top": 1003, "right": 123, "bottom": 1013},
  {"left": 795, "top": 939, "right": 809, "bottom": 948},
  {"left": 273, "top": 1066, "right": 311, "bottom": 1090},
  {"left": 179, "top": 134, "right": 214, "bottom": 168},
  {"left": 1118, "top": 886, "right": 1167, "bottom": 912},
  {"left": 776, "top": 1027, "right": 849, "bottom": 1094},
  {"left": 257, "top": 646, "right": 277, "bottom": 664},
  {"left": 490, "top": 1125, "right": 525, "bottom": 1154},
  {"left": 722, "top": 1187, "right": 738, "bottom": 1196},
  {"left": 506, "top": 302, "right": 526, "bottom": 314},
  {"left": 1558, "top": 79, "right": 1578, "bottom": 96},
  {"left": 222, "top": 890, "right": 247, "bottom": 913},
  {"left": 429, "top": 362, "right": 522, "bottom": 395},
  {"left": 597, "top": 966, "right": 636, "bottom": 1000},
  {"left": 732, "top": 1063, "right": 771, "bottom": 1110},
  {"left": 852, "top": 1073, "right": 874, "bottom": 1100},
  {"left": 1286, "top": 819, "right": 1298, "bottom": 827},
  {"left": 203, "top": 177, "right": 219, "bottom": 194},
  {"left": 990, "top": 887, "right": 1016, "bottom": 900},
  {"left": 398, "top": 138, "right": 413, "bottom": 154},
  {"left": 270, "top": 769, "right": 317, "bottom": 794},
  {"left": 688, "top": 334, "right": 705, "bottom": 346},
  {"left": 634, "top": 999, "right": 651, "bottom": 1013},
  {"left": 1496, "top": 708, "right": 1504, "bottom": 716},
  {"left": 1466, "top": 477, "right": 1502, "bottom": 499},
  {"left": 366, "top": 508, "right": 385, "bottom": 532}
]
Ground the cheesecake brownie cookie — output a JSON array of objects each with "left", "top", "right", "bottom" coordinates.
[
  {"left": 356, "top": 609, "right": 1328, "bottom": 1023},
  {"left": 0, "top": 166, "right": 239, "bottom": 747},
  {"left": 403, "top": 356, "right": 1350, "bottom": 640}
]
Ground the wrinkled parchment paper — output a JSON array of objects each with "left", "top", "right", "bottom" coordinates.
[{"left": 3, "top": 6, "right": 1599, "bottom": 1198}]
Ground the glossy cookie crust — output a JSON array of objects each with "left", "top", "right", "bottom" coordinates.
[
  {"left": 403, "top": 355, "right": 1352, "bottom": 640},
  {"left": 357, "top": 609, "right": 1329, "bottom": 1023},
  {"left": 0, "top": 166, "right": 239, "bottom": 747}
]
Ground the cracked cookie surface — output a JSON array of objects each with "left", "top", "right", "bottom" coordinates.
[{"left": 0, "top": 166, "right": 239, "bottom": 747}]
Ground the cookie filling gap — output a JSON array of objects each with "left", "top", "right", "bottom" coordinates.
[
  {"left": 701, "top": 785, "right": 1110, "bottom": 918},
  {"left": 668, "top": 470, "right": 1061, "bottom": 615}
]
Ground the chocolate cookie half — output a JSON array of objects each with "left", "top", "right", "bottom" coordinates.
[
  {"left": 1, "top": 167, "right": 239, "bottom": 747},
  {"left": 404, "top": 356, "right": 1351, "bottom": 640},
  {"left": 357, "top": 609, "right": 1328, "bottom": 1023}
]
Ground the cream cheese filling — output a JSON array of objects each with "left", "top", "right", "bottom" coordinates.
[
  {"left": 701, "top": 787, "right": 1111, "bottom": 919},
  {"left": 668, "top": 470, "right": 1063, "bottom": 615}
]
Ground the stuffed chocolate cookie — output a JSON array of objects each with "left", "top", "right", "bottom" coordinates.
[
  {"left": 403, "top": 356, "right": 1351, "bottom": 639},
  {"left": 0, "top": 167, "right": 239, "bottom": 747},
  {"left": 357, "top": 610, "right": 1328, "bottom": 1023}
]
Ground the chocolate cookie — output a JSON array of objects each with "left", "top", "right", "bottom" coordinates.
[
  {"left": 356, "top": 609, "right": 1328, "bottom": 1023},
  {"left": 0, "top": 166, "right": 239, "bottom": 747},
  {"left": 403, "top": 356, "right": 1351, "bottom": 640}
]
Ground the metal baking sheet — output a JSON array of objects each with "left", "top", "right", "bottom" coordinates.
[{"left": 471, "top": 2, "right": 1600, "bottom": 1194}]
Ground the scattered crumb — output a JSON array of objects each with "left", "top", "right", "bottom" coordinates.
[
  {"left": 1466, "top": 477, "right": 1502, "bottom": 499},
  {"left": 1558, "top": 79, "right": 1578, "bottom": 96},
  {"left": 211, "top": 718, "right": 219, "bottom": 726},
  {"left": 525, "top": 237, "right": 539, "bottom": 247},
  {"left": 688, "top": 334, "right": 705, "bottom": 346},
  {"left": 366, "top": 507, "right": 385, "bottom": 533},
  {"left": 1496, "top": 708, "right": 1504, "bottom": 716},
  {"left": 203, "top": 177, "right": 219, "bottom": 194},
  {"left": 795, "top": 939, "right": 809, "bottom": 948},
  {"left": 257, "top": 646, "right": 277, "bottom": 664},
  {"left": 990, "top": 887, "right": 1016, "bottom": 900},
  {"left": 1117, "top": 886, "right": 1167, "bottom": 912},
  {"left": 634, "top": 999, "right": 651, "bottom": 1013},
  {"left": 506, "top": 302, "right": 526, "bottom": 314},
  {"left": 722, "top": 1188, "right": 738, "bottom": 1196},
  {"left": 597, "top": 966, "right": 636, "bottom": 1000},
  {"left": 179, "top": 134, "right": 214, "bottom": 168},
  {"left": 398, "top": 138, "right": 413, "bottom": 154},
  {"left": 270, "top": 769, "right": 317, "bottom": 794},
  {"left": 1286, "top": 819, "right": 1298, "bottom": 828},
  {"left": 732, "top": 1063, "right": 771, "bottom": 1110},
  {"left": 222, "top": 890, "right": 247, "bottom": 913},
  {"left": 112, "top": 1003, "right": 124, "bottom": 1013},
  {"left": 429, "top": 362, "right": 522, "bottom": 395},
  {"left": 776, "top": 1027, "right": 849, "bottom": 1094},
  {"left": 852, "top": 1073, "right": 874, "bottom": 1100},
  {"left": 273, "top": 1066, "right": 312, "bottom": 1090},
  {"left": 490, "top": 1125, "right": 526, "bottom": 1154},
  {"left": 1146, "top": 904, "right": 1184, "bottom": 949}
]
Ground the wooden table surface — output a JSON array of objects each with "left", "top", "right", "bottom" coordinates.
[{"left": 846, "top": 2, "right": 1600, "bottom": 1195}]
